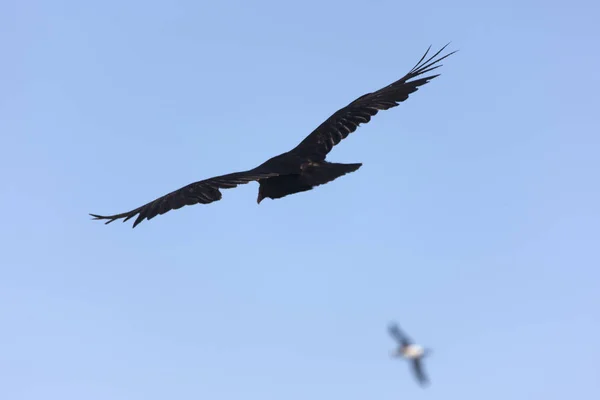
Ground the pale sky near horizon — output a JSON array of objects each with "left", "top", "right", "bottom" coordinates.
[{"left": 2, "top": 1, "right": 599, "bottom": 399}]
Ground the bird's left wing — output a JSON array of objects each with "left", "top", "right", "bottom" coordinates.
[
  {"left": 291, "top": 43, "right": 456, "bottom": 161},
  {"left": 388, "top": 322, "right": 412, "bottom": 346},
  {"left": 90, "top": 169, "right": 278, "bottom": 228}
]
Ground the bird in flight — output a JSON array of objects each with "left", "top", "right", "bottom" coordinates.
[
  {"left": 91, "top": 44, "right": 456, "bottom": 228},
  {"left": 388, "top": 322, "right": 432, "bottom": 387}
]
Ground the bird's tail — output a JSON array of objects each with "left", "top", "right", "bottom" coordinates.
[{"left": 303, "top": 161, "right": 362, "bottom": 187}]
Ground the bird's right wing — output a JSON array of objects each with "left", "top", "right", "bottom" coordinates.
[
  {"left": 291, "top": 44, "right": 456, "bottom": 161},
  {"left": 90, "top": 169, "right": 279, "bottom": 228},
  {"left": 411, "top": 358, "right": 429, "bottom": 387},
  {"left": 388, "top": 322, "right": 411, "bottom": 346}
]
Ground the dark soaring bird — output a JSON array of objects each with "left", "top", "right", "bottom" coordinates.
[
  {"left": 91, "top": 44, "right": 456, "bottom": 228},
  {"left": 388, "top": 322, "right": 432, "bottom": 387}
]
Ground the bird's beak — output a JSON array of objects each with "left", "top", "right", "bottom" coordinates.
[{"left": 257, "top": 193, "right": 264, "bottom": 204}]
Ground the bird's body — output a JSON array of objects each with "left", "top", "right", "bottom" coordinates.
[
  {"left": 401, "top": 344, "right": 425, "bottom": 359},
  {"left": 388, "top": 322, "right": 431, "bottom": 387},
  {"left": 91, "top": 44, "right": 456, "bottom": 228},
  {"left": 257, "top": 160, "right": 362, "bottom": 203}
]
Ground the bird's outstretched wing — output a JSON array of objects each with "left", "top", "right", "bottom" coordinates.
[
  {"left": 388, "top": 322, "right": 412, "bottom": 347},
  {"left": 292, "top": 43, "right": 457, "bottom": 160},
  {"left": 411, "top": 358, "right": 429, "bottom": 387},
  {"left": 90, "top": 169, "right": 278, "bottom": 228}
]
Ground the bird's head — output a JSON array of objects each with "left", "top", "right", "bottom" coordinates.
[
  {"left": 390, "top": 348, "right": 403, "bottom": 358},
  {"left": 257, "top": 187, "right": 265, "bottom": 204}
]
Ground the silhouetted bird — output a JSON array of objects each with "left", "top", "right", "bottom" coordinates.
[
  {"left": 388, "top": 322, "right": 432, "bottom": 387},
  {"left": 91, "top": 44, "right": 456, "bottom": 228}
]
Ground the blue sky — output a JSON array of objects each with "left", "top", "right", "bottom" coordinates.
[{"left": 2, "top": 0, "right": 599, "bottom": 399}]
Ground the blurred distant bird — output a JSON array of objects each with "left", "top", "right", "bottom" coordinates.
[
  {"left": 388, "top": 322, "right": 431, "bottom": 387},
  {"left": 91, "top": 44, "right": 456, "bottom": 228}
]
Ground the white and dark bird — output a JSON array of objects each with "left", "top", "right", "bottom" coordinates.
[{"left": 388, "top": 322, "right": 431, "bottom": 387}]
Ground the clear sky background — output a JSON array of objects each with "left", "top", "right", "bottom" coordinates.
[{"left": 2, "top": 1, "right": 599, "bottom": 399}]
